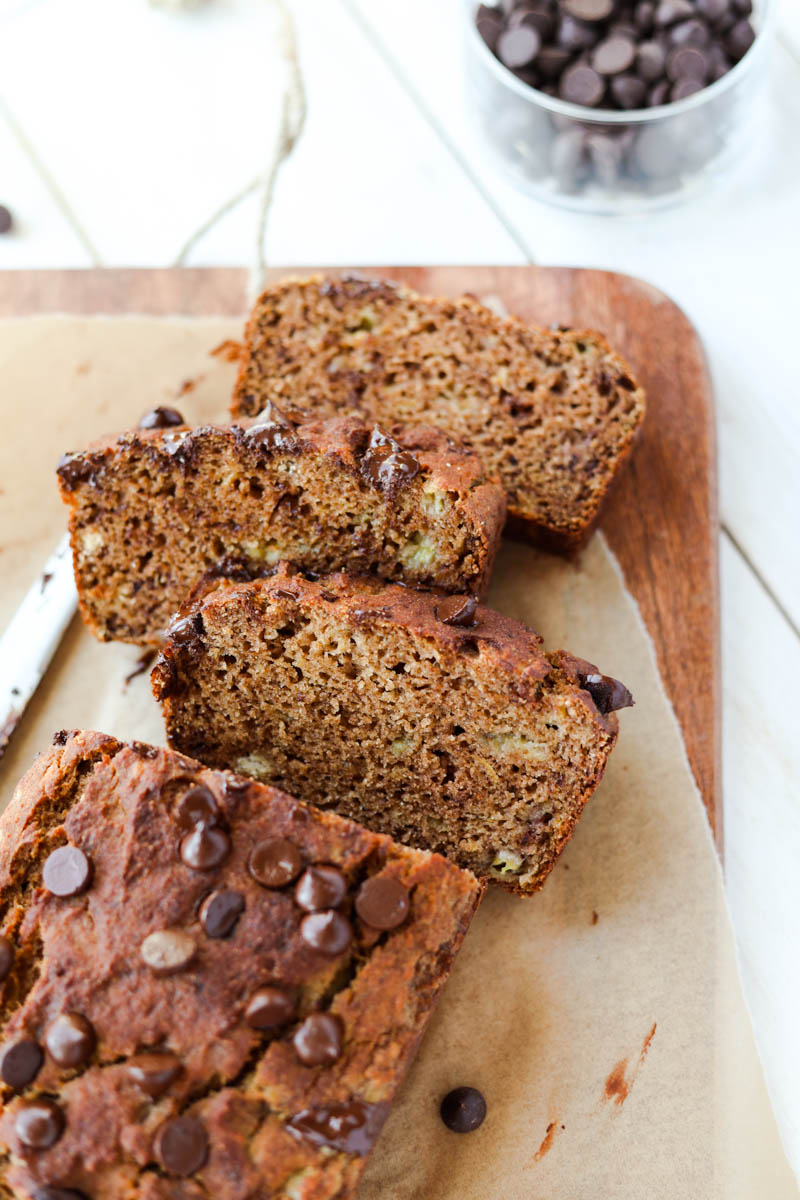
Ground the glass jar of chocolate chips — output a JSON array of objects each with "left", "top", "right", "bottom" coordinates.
[{"left": 464, "top": 0, "right": 772, "bottom": 211}]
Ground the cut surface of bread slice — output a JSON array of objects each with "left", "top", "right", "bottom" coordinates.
[
  {"left": 0, "top": 731, "right": 480, "bottom": 1199},
  {"left": 230, "top": 275, "right": 646, "bottom": 549},
  {"left": 153, "top": 565, "right": 633, "bottom": 895},
  {"left": 57, "top": 412, "right": 506, "bottom": 646}
]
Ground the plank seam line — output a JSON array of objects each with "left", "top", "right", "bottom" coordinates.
[
  {"left": 721, "top": 524, "right": 800, "bottom": 642},
  {"left": 338, "top": 0, "right": 534, "bottom": 265},
  {"left": 0, "top": 93, "right": 103, "bottom": 266}
]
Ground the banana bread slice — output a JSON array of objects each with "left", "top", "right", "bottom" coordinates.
[
  {"left": 0, "top": 731, "right": 480, "bottom": 1199},
  {"left": 56, "top": 412, "right": 506, "bottom": 646},
  {"left": 153, "top": 565, "right": 633, "bottom": 895},
  {"left": 230, "top": 275, "right": 646, "bottom": 549}
]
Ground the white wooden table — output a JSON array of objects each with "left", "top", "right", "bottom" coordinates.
[{"left": 2, "top": 0, "right": 799, "bottom": 1181}]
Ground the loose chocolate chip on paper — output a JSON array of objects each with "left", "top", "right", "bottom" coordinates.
[
  {"left": 245, "top": 986, "right": 297, "bottom": 1029},
  {"left": 355, "top": 876, "right": 411, "bottom": 931},
  {"left": 300, "top": 910, "right": 353, "bottom": 956},
  {"left": 440, "top": 1086, "right": 487, "bottom": 1133},
  {"left": 44, "top": 1013, "right": 95, "bottom": 1068},
  {"left": 293, "top": 1013, "right": 343, "bottom": 1067},
  {"left": 126, "top": 1051, "right": 183, "bottom": 1098},
  {"left": 199, "top": 888, "right": 245, "bottom": 939},
  {"left": 294, "top": 865, "right": 348, "bottom": 913},
  {"left": 15, "top": 1098, "right": 65, "bottom": 1149},
  {"left": 1, "top": 1038, "right": 43, "bottom": 1089},
  {"left": 155, "top": 1114, "right": 209, "bottom": 1176},
  {"left": 141, "top": 929, "right": 196, "bottom": 975},
  {"left": 138, "top": 406, "right": 185, "bottom": 430},
  {"left": 249, "top": 838, "right": 303, "bottom": 888},
  {"left": 43, "top": 845, "right": 92, "bottom": 898}
]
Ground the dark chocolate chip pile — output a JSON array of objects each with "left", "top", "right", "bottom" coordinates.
[{"left": 477, "top": 0, "right": 755, "bottom": 109}]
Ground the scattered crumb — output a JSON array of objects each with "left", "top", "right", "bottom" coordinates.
[
  {"left": 177, "top": 376, "right": 203, "bottom": 397},
  {"left": 591, "top": 910, "right": 599, "bottom": 925},
  {"left": 75, "top": 362, "right": 91, "bottom": 376},
  {"left": 563, "top": 863, "right": 570, "bottom": 871},
  {"left": 602, "top": 1022, "right": 657, "bottom": 1109},
  {"left": 210, "top": 339, "right": 243, "bottom": 363},
  {"left": 528, "top": 1119, "right": 563, "bottom": 1164}
]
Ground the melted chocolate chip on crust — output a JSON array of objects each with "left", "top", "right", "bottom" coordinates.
[
  {"left": 294, "top": 865, "right": 348, "bottom": 912},
  {"left": 44, "top": 1013, "right": 95, "bottom": 1068},
  {"left": 140, "top": 929, "right": 196, "bottom": 975},
  {"left": 15, "top": 1098, "right": 65, "bottom": 1149},
  {"left": 245, "top": 986, "right": 297, "bottom": 1030},
  {"left": 177, "top": 784, "right": 219, "bottom": 830},
  {"left": 435, "top": 595, "right": 478, "bottom": 628},
  {"left": 56, "top": 452, "right": 96, "bottom": 491},
  {"left": 355, "top": 876, "right": 410, "bottom": 931},
  {"left": 33, "top": 1188, "right": 90, "bottom": 1200},
  {"left": 180, "top": 824, "right": 231, "bottom": 871},
  {"left": 154, "top": 1114, "right": 209, "bottom": 1176},
  {"left": 580, "top": 672, "right": 634, "bottom": 714},
  {"left": 245, "top": 401, "right": 299, "bottom": 453},
  {"left": 126, "top": 1051, "right": 183, "bottom": 1098},
  {"left": 138, "top": 406, "right": 185, "bottom": 430},
  {"left": 0, "top": 1038, "right": 43, "bottom": 1089},
  {"left": 199, "top": 888, "right": 245, "bottom": 938},
  {"left": 0, "top": 935, "right": 14, "bottom": 981},
  {"left": 300, "top": 910, "right": 353, "bottom": 956},
  {"left": 440, "top": 1086, "right": 487, "bottom": 1133},
  {"left": 248, "top": 838, "right": 303, "bottom": 888},
  {"left": 292, "top": 1013, "right": 343, "bottom": 1067},
  {"left": 42, "top": 845, "right": 92, "bottom": 898},
  {"left": 287, "top": 1099, "right": 391, "bottom": 1155},
  {"left": 360, "top": 427, "right": 420, "bottom": 496}
]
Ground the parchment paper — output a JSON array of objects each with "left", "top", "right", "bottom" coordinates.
[{"left": 0, "top": 318, "right": 796, "bottom": 1199}]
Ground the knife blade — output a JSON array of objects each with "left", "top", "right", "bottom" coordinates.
[{"left": 0, "top": 534, "right": 78, "bottom": 761}]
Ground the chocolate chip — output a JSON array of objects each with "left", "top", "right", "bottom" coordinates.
[
  {"left": 513, "top": 5, "right": 555, "bottom": 39},
  {"left": 141, "top": 929, "right": 196, "bottom": 975},
  {"left": 245, "top": 986, "right": 297, "bottom": 1029},
  {"left": 249, "top": 838, "right": 302, "bottom": 888},
  {"left": 126, "top": 1051, "right": 183, "bottom": 1097},
  {"left": 0, "top": 206, "right": 13, "bottom": 235},
  {"left": 559, "top": 63, "right": 605, "bottom": 105},
  {"left": 245, "top": 403, "right": 299, "bottom": 454},
  {"left": 15, "top": 1099, "right": 65, "bottom": 1149},
  {"left": 592, "top": 34, "right": 636, "bottom": 74},
  {"left": 294, "top": 866, "right": 348, "bottom": 913},
  {"left": 177, "top": 785, "right": 219, "bottom": 830},
  {"left": 286, "top": 1099, "right": 391, "bottom": 1155},
  {"left": 635, "top": 0, "right": 656, "bottom": 30},
  {"left": 300, "top": 911, "right": 352, "bottom": 956},
  {"left": 360, "top": 427, "right": 420, "bottom": 495},
  {"left": 667, "top": 44, "right": 709, "bottom": 80},
  {"left": 671, "top": 75, "right": 704, "bottom": 98},
  {"left": 0, "top": 935, "right": 14, "bottom": 981},
  {"left": 557, "top": 14, "right": 599, "bottom": 49},
  {"left": 670, "top": 17, "right": 711, "bottom": 45},
  {"left": 696, "top": 0, "right": 729, "bottom": 18},
  {"left": 610, "top": 73, "right": 647, "bottom": 107},
  {"left": 138, "top": 406, "right": 185, "bottom": 430},
  {"left": 535, "top": 44, "right": 573, "bottom": 77},
  {"left": 199, "top": 889, "right": 245, "bottom": 939},
  {"left": 180, "top": 825, "right": 230, "bottom": 871},
  {"left": 647, "top": 78, "right": 672, "bottom": 104},
  {"left": 440, "top": 1086, "right": 487, "bottom": 1133},
  {"left": 726, "top": 17, "right": 754, "bottom": 59},
  {"left": 1, "top": 1038, "right": 43, "bottom": 1089},
  {"left": 42, "top": 845, "right": 92, "bottom": 898},
  {"left": 497, "top": 23, "right": 541, "bottom": 67},
  {"left": 292, "top": 1013, "right": 343, "bottom": 1067},
  {"left": 581, "top": 672, "right": 634, "bottom": 714},
  {"left": 44, "top": 1013, "right": 95, "bottom": 1068},
  {"left": 636, "top": 39, "right": 666, "bottom": 79},
  {"left": 355, "top": 876, "right": 410, "bottom": 931},
  {"left": 654, "top": 0, "right": 695, "bottom": 24},
  {"left": 154, "top": 1115, "right": 208, "bottom": 1176},
  {"left": 435, "top": 595, "right": 479, "bottom": 628},
  {"left": 563, "top": 0, "right": 612, "bottom": 19},
  {"left": 476, "top": 4, "right": 503, "bottom": 49}
]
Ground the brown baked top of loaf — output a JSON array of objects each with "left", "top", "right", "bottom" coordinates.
[
  {"left": 0, "top": 731, "right": 480, "bottom": 1199},
  {"left": 56, "top": 411, "right": 506, "bottom": 647},
  {"left": 154, "top": 564, "right": 633, "bottom": 895},
  {"left": 230, "top": 274, "right": 646, "bottom": 549}
]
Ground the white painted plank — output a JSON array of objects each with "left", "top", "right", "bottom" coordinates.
[
  {"left": 0, "top": 0, "right": 290, "bottom": 265},
  {"left": 348, "top": 0, "right": 800, "bottom": 634},
  {"left": 721, "top": 531, "right": 800, "bottom": 1178},
  {"left": 185, "top": 0, "right": 525, "bottom": 267},
  {"left": 0, "top": 105, "right": 92, "bottom": 268}
]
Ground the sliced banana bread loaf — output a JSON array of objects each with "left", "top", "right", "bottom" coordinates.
[
  {"left": 153, "top": 565, "right": 633, "bottom": 895},
  {"left": 57, "top": 411, "right": 506, "bottom": 646},
  {"left": 0, "top": 731, "right": 480, "bottom": 1199},
  {"left": 230, "top": 275, "right": 646, "bottom": 549}
]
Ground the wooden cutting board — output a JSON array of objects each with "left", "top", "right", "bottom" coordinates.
[{"left": 0, "top": 265, "right": 720, "bottom": 850}]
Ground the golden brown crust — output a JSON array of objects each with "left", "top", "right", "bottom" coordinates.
[
  {"left": 230, "top": 274, "right": 646, "bottom": 550},
  {"left": 154, "top": 565, "right": 625, "bottom": 896},
  {"left": 56, "top": 414, "right": 506, "bottom": 647},
  {"left": 0, "top": 731, "right": 481, "bottom": 1199}
]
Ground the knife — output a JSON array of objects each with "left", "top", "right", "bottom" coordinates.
[{"left": 0, "top": 535, "right": 78, "bottom": 761}]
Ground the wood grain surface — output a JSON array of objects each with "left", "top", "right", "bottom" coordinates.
[{"left": 0, "top": 266, "right": 720, "bottom": 849}]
